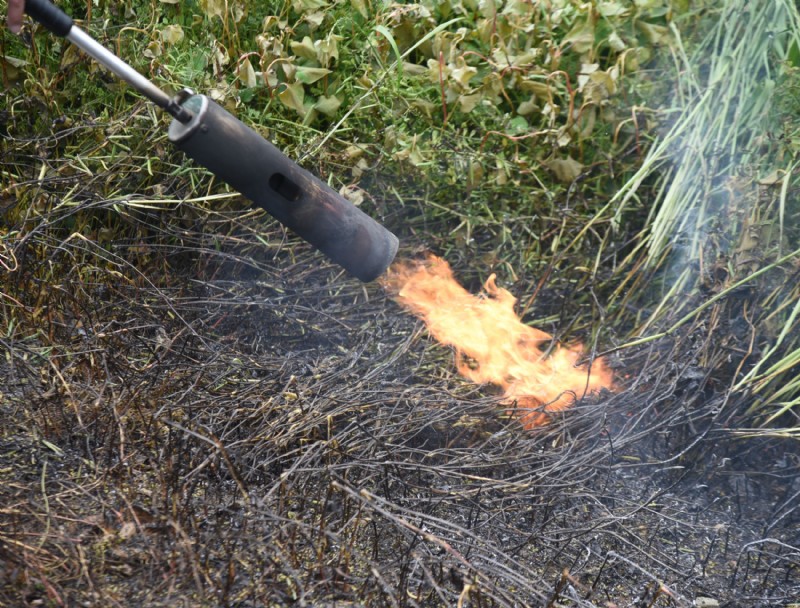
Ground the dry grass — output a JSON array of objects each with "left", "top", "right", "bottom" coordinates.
[{"left": 2, "top": 190, "right": 799, "bottom": 606}]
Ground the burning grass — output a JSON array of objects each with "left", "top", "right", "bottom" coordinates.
[{"left": 382, "top": 254, "right": 615, "bottom": 429}]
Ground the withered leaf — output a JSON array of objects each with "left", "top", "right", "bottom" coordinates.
[{"left": 546, "top": 156, "right": 584, "bottom": 183}]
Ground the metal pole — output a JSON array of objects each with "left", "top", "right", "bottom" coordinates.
[{"left": 66, "top": 27, "right": 192, "bottom": 123}]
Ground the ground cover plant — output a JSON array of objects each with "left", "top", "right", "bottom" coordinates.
[{"left": 1, "top": 0, "right": 799, "bottom": 606}]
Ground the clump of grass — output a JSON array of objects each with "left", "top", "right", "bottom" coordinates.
[{"left": 601, "top": 0, "right": 800, "bottom": 430}]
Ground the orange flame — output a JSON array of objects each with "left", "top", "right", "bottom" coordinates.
[{"left": 382, "top": 255, "right": 615, "bottom": 429}]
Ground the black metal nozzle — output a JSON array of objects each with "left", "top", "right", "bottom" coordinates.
[{"left": 168, "top": 94, "right": 398, "bottom": 282}]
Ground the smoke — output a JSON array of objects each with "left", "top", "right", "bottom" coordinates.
[{"left": 614, "top": 0, "right": 798, "bottom": 290}]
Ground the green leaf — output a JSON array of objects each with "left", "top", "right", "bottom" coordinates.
[
  {"left": 607, "top": 30, "right": 626, "bottom": 52},
  {"left": 281, "top": 61, "right": 297, "bottom": 81},
  {"left": 520, "top": 79, "right": 553, "bottom": 99},
  {"left": 0, "top": 55, "right": 27, "bottom": 82},
  {"left": 636, "top": 21, "right": 670, "bottom": 45},
  {"left": 507, "top": 115, "right": 529, "bottom": 135},
  {"left": 278, "top": 82, "right": 306, "bottom": 115},
  {"left": 237, "top": 58, "right": 257, "bottom": 88},
  {"left": 296, "top": 66, "right": 331, "bottom": 84},
  {"left": 563, "top": 17, "right": 595, "bottom": 54},
  {"left": 546, "top": 156, "right": 584, "bottom": 183},
  {"left": 450, "top": 61, "right": 477, "bottom": 89},
  {"left": 315, "top": 33, "right": 342, "bottom": 67},
  {"left": 143, "top": 40, "right": 163, "bottom": 59},
  {"left": 458, "top": 93, "right": 482, "bottom": 113},
  {"left": 412, "top": 99, "right": 436, "bottom": 118},
  {"left": 787, "top": 40, "right": 800, "bottom": 67},
  {"left": 314, "top": 95, "right": 342, "bottom": 116},
  {"left": 199, "top": 0, "right": 225, "bottom": 19},
  {"left": 598, "top": 1, "right": 629, "bottom": 17},
  {"left": 339, "top": 185, "right": 364, "bottom": 206},
  {"left": 160, "top": 24, "right": 184, "bottom": 46},
  {"left": 291, "top": 0, "right": 328, "bottom": 13},
  {"left": 350, "top": 0, "right": 369, "bottom": 19},
  {"left": 290, "top": 36, "right": 318, "bottom": 61},
  {"left": 517, "top": 97, "right": 537, "bottom": 116},
  {"left": 375, "top": 25, "right": 403, "bottom": 81},
  {"left": 757, "top": 169, "right": 784, "bottom": 186},
  {"left": 304, "top": 12, "right": 326, "bottom": 29},
  {"left": 467, "top": 160, "right": 484, "bottom": 189}
]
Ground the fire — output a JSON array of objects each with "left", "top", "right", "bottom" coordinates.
[{"left": 382, "top": 255, "right": 615, "bottom": 429}]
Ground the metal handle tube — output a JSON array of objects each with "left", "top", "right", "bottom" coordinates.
[
  {"left": 66, "top": 28, "right": 168, "bottom": 107},
  {"left": 23, "top": 1, "right": 191, "bottom": 122},
  {"left": 66, "top": 28, "right": 191, "bottom": 122},
  {"left": 25, "top": 0, "right": 169, "bottom": 109}
]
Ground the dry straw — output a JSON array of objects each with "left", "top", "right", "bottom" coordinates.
[{"left": 606, "top": 0, "right": 800, "bottom": 430}]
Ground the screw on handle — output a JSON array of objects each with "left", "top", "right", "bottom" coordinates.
[{"left": 24, "top": 0, "right": 73, "bottom": 37}]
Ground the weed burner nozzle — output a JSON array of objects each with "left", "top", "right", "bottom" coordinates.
[{"left": 168, "top": 94, "right": 398, "bottom": 282}]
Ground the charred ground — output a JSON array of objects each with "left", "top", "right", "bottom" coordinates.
[{"left": 1, "top": 207, "right": 798, "bottom": 606}]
